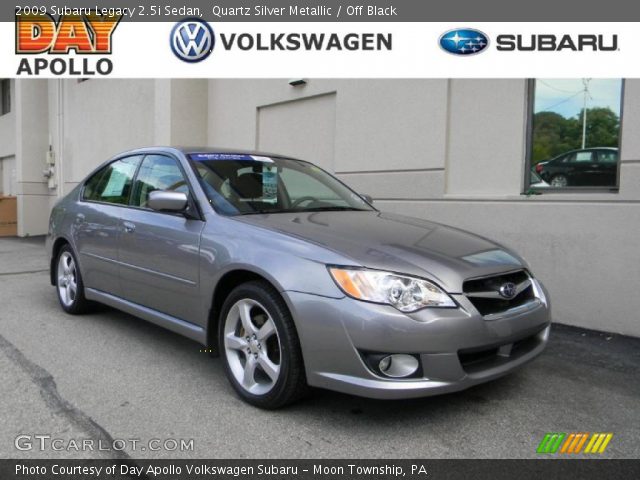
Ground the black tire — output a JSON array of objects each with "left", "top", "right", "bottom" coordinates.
[
  {"left": 55, "top": 244, "right": 92, "bottom": 315},
  {"left": 218, "top": 280, "right": 308, "bottom": 409}
]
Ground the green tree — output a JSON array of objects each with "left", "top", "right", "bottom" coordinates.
[
  {"left": 531, "top": 111, "right": 578, "bottom": 163},
  {"left": 531, "top": 107, "right": 619, "bottom": 164},
  {"left": 577, "top": 107, "right": 620, "bottom": 148}
]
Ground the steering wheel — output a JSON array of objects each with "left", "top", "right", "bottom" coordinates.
[{"left": 291, "top": 196, "right": 320, "bottom": 208}]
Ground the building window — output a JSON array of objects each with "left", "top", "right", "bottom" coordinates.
[
  {"left": 0, "top": 79, "right": 10, "bottom": 115},
  {"left": 527, "top": 79, "right": 623, "bottom": 190}
]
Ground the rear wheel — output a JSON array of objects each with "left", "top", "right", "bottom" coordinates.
[
  {"left": 218, "top": 281, "right": 307, "bottom": 409},
  {"left": 56, "top": 245, "right": 91, "bottom": 314},
  {"left": 550, "top": 174, "right": 568, "bottom": 187}
]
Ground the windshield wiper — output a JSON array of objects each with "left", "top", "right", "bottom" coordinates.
[
  {"left": 236, "top": 206, "right": 368, "bottom": 215},
  {"left": 236, "top": 208, "right": 299, "bottom": 215},
  {"left": 296, "top": 206, "right": 369, "bottom": 212}
]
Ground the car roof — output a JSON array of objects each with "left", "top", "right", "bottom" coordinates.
[
  {"left": 547, "top": 146, "right": 618, "bottom": 161},
  {"left": 121, "top": 146, "right": 299, "bottom": 160},
  {"left": 178, "top": 146, "right": 290, "bottom": 157},
  {"left": 563, "top": 147, "right": 618, "bottom": 154}
]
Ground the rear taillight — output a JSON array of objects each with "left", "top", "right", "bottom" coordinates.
[{"left": 535, "top": 163, "right": 543, "bottom": 173}]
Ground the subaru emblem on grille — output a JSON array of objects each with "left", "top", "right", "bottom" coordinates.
[{"left": 499, "top": 282, "right": 517, "bottom": 299}]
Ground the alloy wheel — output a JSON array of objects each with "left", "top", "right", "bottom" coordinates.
[
  {"left": 57, "top": 251, "right": 78, "bottom": 308},
  {"left": 550, "top": 175, "right": 568, "bottom": 187},
  {"left": 223, "top": 298, "right": 282, "bottom": 395}
]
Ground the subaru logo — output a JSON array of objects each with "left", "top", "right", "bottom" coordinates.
[
  {"left": 499, "top": 282, "right": 517, "bottom": 299},
  {"left": 170, "top": 18, "right": 214, "bottom": 63},
  {"left": 439, "top": 28, "right": 489, "bottom": 56}
]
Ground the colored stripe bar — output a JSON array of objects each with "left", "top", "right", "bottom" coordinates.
[
  {"left": 572, "top": 433, "right": 589, "bottom": 454},
  {"left": 584, "top": 433, "right": 599, "bottom": 453},
  {"left": 584, "top": 433, "right": 614, "bottom": 453},
  {"left": 538, "top": 433, "right": 566, "bottom": 453},
  {"left": 568, "top": 433, "right": 583, "bottom": 453},
  {"left": 537, "top": 433, "right": 554, "bottom": 453},
  {"left": 597, "top": 433, "right": 613, "bottom": 453},
  {"left": 549, "top": 433, "right": 566, "bottom": 453},
  {"left": 560, "top": 433, "right": 576, "bottom": 453},
  {"left": 539, "top": 432, "right": 613, "bottom": 454}
]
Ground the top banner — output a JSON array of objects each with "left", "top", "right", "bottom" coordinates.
[
  {"left": 3, "top": 0, "right": 640, "bottom": 78},
  {"left": 5, "top": 0, "right": 640, "bottom": 22}
]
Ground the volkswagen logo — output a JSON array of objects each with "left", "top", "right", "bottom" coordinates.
[
  {"left": 170, "top": 18, "right": 214, "bottom": 63},
  {"left": 439, "top": 28, "right": 489, "bottom": 56},
  {"left": 499, "top": 282, "right": 517, "bottom": 299}
]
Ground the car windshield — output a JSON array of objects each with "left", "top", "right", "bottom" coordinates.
[{"left": 189, "top": 153, "right": 374, "bottom": 216}]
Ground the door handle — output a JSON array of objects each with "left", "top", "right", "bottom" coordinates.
[{"left": 123, "top": 221, "right": 136, "bottom": 233}]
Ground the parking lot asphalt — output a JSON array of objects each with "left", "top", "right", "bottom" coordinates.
[{"left": 0, "top": 236, "right": 638, "bottom": 459}]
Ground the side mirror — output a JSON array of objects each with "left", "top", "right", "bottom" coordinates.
[
  {"left": 148, "top": 190, "right": 188, "bottom": 212},
  {"left": 360, "top": 193, "right": 374, "bottom": 204}
]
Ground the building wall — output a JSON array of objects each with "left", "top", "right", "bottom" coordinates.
[
  {"left": 207, "top": 79, "right": 640, "bottom": 337},
  {"left": 0, "top": 81, "right": 16, "bottom": 159},
  {"left": 0, "top": 79, "right": 17, "bottom": 196},
  {"left": 54, "top": 79, "right": 157, "bottom": 196},
  {"left": 14, "top": 80, "right": 52, "bottom": 236}
]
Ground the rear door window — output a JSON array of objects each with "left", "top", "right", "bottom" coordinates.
[
  {"left": 83, "top": 156, "right": 142, "bottom": 205},
  {"left": 573, "top": 151, "right": 594, "bottom": 163}
]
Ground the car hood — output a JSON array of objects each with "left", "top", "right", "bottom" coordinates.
[{"left": 234, "top": 211, "right": 526, "bottom": 293}]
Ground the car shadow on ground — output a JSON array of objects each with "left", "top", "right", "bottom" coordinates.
[{"left": 79, "top": 301, "right": 526, "bottom": 419}]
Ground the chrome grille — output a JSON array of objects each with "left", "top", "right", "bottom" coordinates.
[{"left": 463, "top": 270, "right": 536, "bottom": 317}]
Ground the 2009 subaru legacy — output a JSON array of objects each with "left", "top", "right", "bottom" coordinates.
[{"left": 46, "top": 147, "right": 551, "bottom": 408}]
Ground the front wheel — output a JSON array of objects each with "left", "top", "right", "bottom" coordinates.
[
  {"left": 56, "top": 245, "right": 91, "bottom": 314},
  {"left": 218, "top": 281, "right": 308, "bottom": 409}
]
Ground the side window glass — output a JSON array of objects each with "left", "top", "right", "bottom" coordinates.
[
  {"left": 599, "top": 150, "right": 618, "bottom": 164},
  {"left": 131, "top": 155, "right": 189, "bottom": 208},
  {"left": 82, "top": 156, "right": 141, "bottom": 204},
  {"left": 82, "top": 166, "right": 108, "bottom": 201},
  {"left": 574, "top": 151, "right": 593, "bottom": 163}
]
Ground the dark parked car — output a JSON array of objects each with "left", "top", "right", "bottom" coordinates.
[{"left": 535, "top": 147, "right": 618, "bottom": 187}]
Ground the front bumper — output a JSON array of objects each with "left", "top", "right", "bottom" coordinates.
[{"left": 284, "top": 283, "right": 551, "bottom": 399}]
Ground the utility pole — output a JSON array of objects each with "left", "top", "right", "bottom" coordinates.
[{"left": 581, "top": 78, "right": 591, "bottom": 149}]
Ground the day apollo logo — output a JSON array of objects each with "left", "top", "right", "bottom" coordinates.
[
  {"left": 439, "top": 28, "right": 489, "bottom": 56},
  {"left": 15, "top": 12, "right": 121, "bottom": 76},
  {"left": 170, "top": 18, "right": 215, "bottom": 63}
]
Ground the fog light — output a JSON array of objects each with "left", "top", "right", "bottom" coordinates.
[
  {"left": 378, "top": 354, "right": 419, "bottom": 378},
  {"left": 379, "top": 356, "right": 391, "bottom": 372}
]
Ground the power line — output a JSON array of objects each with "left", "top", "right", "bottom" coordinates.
[
  {"left": 539, "top": 90, "right": 583, "bottom": 112},
  {"left": 538, "top": 79, "right": 582, "bottom": 95}
]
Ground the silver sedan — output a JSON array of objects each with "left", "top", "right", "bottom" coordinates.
[{"left": 46, "top": 147, "right": 551, "bottom": 408}]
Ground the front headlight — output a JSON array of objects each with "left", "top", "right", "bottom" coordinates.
[{"left": 328, "top": 267, "right": 456, "bottom": 312}]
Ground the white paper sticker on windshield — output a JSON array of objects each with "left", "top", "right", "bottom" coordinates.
[
  {"left": 262, "top": 165, "right": 278, "bottom": 203},
  {"left": 101, "top": 170, "right": 128, "bottom": 197}
]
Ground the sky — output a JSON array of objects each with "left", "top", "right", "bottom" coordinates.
[{"left": 533, "top": 79, "right": 623, "bottom": 118}]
